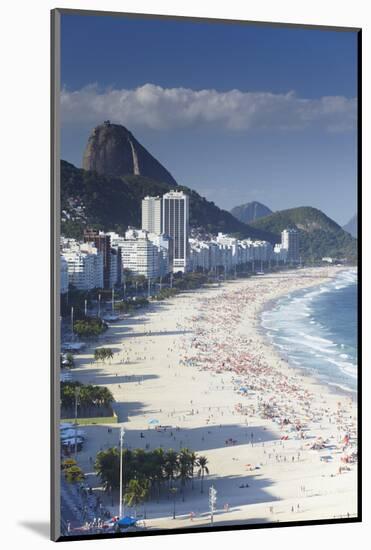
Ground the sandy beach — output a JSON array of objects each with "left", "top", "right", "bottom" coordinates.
[{"left": 69, "top": 266, "right": 358, "bottom": 529}]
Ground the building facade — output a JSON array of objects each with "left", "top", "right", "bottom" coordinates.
[
  {"left": 83, "top": 229, "right": 112, "bottom": 288},
  {"left": 121, "top": 228, "right": 159, "bottom": 278},
  {"left": 142, "top": 196, "right": 163, "bottom": 234},
  {"left": 60, "top": 255, "right": 69, "bottom": 294},
  {"left": 281, "top": 228, "right": 300, "bottom": 262},
  {"left": 163, "top": 191, "right": 189, "bottom": 273},
  {"left": 61, "top": 242, "right": 104, "bottom": 291}
]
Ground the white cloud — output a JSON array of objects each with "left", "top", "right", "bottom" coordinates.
[{"left": 61, "top": 83, "right": 356, "bottom": 133}]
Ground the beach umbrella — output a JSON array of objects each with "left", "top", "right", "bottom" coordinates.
[{"left": 148, "top": 418, "right": 160, "bottom": 425}]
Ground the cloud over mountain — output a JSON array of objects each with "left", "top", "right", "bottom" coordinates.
[{"left": 61, "top": 83, "right": 356, "bottom": 133}]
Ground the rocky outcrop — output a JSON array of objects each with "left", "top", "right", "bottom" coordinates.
[
  {"left": 82, "top": 121, "right": 178, "bottom": 186},
  {"left": 230, "top": 201, "right": 272, "bottom": 224}
]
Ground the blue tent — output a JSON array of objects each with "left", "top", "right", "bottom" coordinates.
[{"left": 117, "top": 516, "right": 137, "bottom": 527}]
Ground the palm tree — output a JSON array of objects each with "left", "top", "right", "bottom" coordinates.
[
  {"left": 197, "top": 455, "right": 209, "bottom": 494},
  {"left": 150, "top": 448, "right": 165, "bottom": 502},
  {"left": 64, "top": 465, "right": 84, "bottom": 483},
  {"left": 164, "top": 449, "right": 179, "bottom": 489},
  {"left": 124, "top": 479, "right": 149, "bottom": 518},
  {"left": 94, "top": 447, "right": 120, "bottom": 492},
  {"left": 188, "top": 451, "right": 198, "bottom": 490},
  {"left": 178, "top": 449, "right": 192, "bottom": 501}
]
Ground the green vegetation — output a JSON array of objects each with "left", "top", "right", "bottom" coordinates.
[
  {"left": 94, "top": 347, "right": 114, "bottom": 362},
  {"left": 60, "top": 287, "right": 92, "bottom": 317},
  {"left": 61, "top": 459, "right": 85, "bottom": 483},
  {"left": 250, "top": 206, "right": 357, "bottom": 262},
  {"left": 94, "top": 447, "right": 210, "bottom": 501},
  {"left": 61, "top": 160, "right": 276, "bottom": 242},
  {"left": 124, "top": 479, "right": 150, "bottom": 517},
  {"left": 73, "top": 316, "right": 107, "bottom": 337},
  {"left": 114, "top": 301, "right": 134, "bottom": 313},
  {"left": 61, "top": 381, "right": 114, "bottom": 418},
  {"left": 173, "top": 272, "right": 209, "bottom": 290},
  {"left": 61, "top": 415, "right": 117, "bottom": 425},
  {"left": 61, "top": 352, "right": 75, "bottom": 369},
  {"left": 197, "top": 455, "right": 210, "bottom": 494},
  {"left": 154, "top": 273, "right": 210, "bottom": 301},
  {"left": 154, "top": 288, "right": 178, "bottom": 301}
]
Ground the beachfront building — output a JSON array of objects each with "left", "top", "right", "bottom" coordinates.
[
  {"left": 189, "top": 234, "right": 280, "bottom": 272},
  {"left": 163, "top": 190, "right": 189, "bottom": 273},
  {"left": 189, "top": 240, "right": 212, "bottom": 271},
  {"left": 83, "top": 229, "right": 113, "bottom": 288},
  {"left": 121, "top": 228, "right": 160, "bottom": 278},
  {"left": 273, "top": 243, "right": 288, "bottom": 263},
  {"left": 281, "top": 228, "right": 300, "bottom": 262},
  {"left": 251, "top": 240, "right": 274, "bottom": 262},
  {"left": 60, "top": 255, "right": 69, "bottom": 294},
  {"left": 142, "top": 196, "right": 163, "bottom": 234},
  {"left": 216, "top": 233, "right": 239, "bottom": 266},
  {"left": 61, "top": 240, "right": 104, "bottom": 291},
  {"left": 109, "top": 248, "right": 119, "bottom": 288},
  {"left": 81, "top": 229, "right": 122, "bottom": 289},
  {"left": 147, "top": 233, "right": 171, "bottom": 276}
]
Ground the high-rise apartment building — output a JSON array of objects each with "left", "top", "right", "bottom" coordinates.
[
  {"left": 61, "top": 242, "right": 104, "bottom": 291},
  {"left": 121, "top": 228, "right": 159, "bottom": 278},
  {"left": 142, "top": 196, "right": 163, "bottom": 234},
  {"left": 281, "top": 228, "right": 300, "bottom": 262},
  {"left": 162, "top": 191, "right": 189, "bottom": 273},
  {"left": 84, "top": 229, "right": 112, "bottom": 288}
]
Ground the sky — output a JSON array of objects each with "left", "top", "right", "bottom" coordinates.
[{"left": 60, "top": 13, "right": 358, "bottom": 225}]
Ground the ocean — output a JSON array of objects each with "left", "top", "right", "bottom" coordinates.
[{"left": 261, "top": 269, "right": 358, "bottom": 393}]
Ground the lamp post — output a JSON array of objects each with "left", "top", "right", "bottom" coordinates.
[
  {"left": 119, "top": 426, "right": 125, "bottom": 518},
  {"left": 71, "top": 306, "right": 74, "bottom": 335},
  {"left": 74, "top": 387, "right": 80, "bottom": 459},
  {"left": 112, "top": 288, "right": 115, "bottom": 313},
  {"left": 209, "top": 485, "right": 217, "bottom": 525},
  {"left": 170, "top": 487, "right": 178, "bottom": 519},
  {"left": 98, "top": 293, "right": 101, "bottom": 318},
  {"left": 84, "top": 299, "right": 87, "bottom": 317}
]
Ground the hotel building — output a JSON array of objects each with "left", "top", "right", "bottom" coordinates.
[
  {"left": 163, "top": 190, "right": 189, "bottom": 273},
  {"left": 281, "top": 228, "right": 300, "bottom": 262}
]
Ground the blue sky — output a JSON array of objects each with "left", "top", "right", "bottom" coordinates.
[{"left": 60, "top": 13, "right": 358, "bottom": 225}]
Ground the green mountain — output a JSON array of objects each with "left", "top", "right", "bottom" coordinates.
[
  {"left": 343, "top": 214, "right": 357, "bottom": 238},
  {"left": 61, "top": 160, "right": 276, "bottom": 242},
  {"left": 249, "top": 206, "right": 357, "bottom": 261},
  {"left": 231, "top": 201, "right": 272, "bottom": 224}
]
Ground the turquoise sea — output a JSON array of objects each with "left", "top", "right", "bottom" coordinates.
[{"left": 261, "top": 269, "right": 358, "bottom": 393}]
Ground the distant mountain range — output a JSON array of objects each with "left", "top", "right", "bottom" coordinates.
[
  {"left": 250, "top": 207, "right": 357, "bottom": 261},
  {"left": 230, "top": 201, "right": 272, "bottom": 224},
  {"left": 61, "top": 122, "right": 357, "bottom": 262},
  {"left": 342, "top": 214, "right": 357, "bottom": 238}
]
